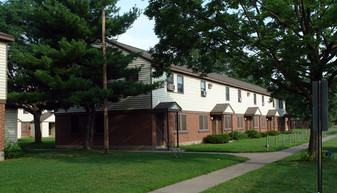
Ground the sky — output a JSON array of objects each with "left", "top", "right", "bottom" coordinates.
[{"left": 115, "top": 0, "right": 159, "bottom": 50}]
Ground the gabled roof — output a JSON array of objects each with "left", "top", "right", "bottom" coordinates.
[
  {"left": 244, "top": 107, "right": 262, "bottom": 116},
  {"left": 266, "top": 110, "right": 280, "bottom": 117},
  {"left": 210, "top": 103, "right": 235, "bottom": 115},
  {"left": 106, "top": 40, "right": 270, "bottom": 96},
  {"left": 40, "top": 112, "right": 54, "bottom": 121},
  {"left": 154, "top": 102, "right": 182, "bottom": 112},
  {"left": 0, "top": 32, "right": 15, "bottom": 42},
  {"left": 107, "top": 40, "right": 152, "bottom": 62}
]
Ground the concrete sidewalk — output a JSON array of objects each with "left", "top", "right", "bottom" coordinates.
[{"left": 150, "top": 134, "right": 337, "bottom": 193}]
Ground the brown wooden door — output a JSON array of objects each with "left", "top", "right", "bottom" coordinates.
[
  {"left": 267, "top": 119, "right": 272, "bottom": 131},
  {"left": 212, "top": 118, "right": 217, "bottom": 134},
  {"left": 245, "top": 117, "right": 251, "bottom": 130},
  {"left": 218, "top": 118, "right": 223, "bottom": 133}
]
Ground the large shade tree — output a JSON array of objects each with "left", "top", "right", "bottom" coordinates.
[
  {"left": 2, "top": 0, "right": 159, "bottom": 147},
  {"left": 145, "top": 0, "right": 337, "bottom": 159}
]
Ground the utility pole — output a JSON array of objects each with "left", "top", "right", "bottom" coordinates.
[{"left": 102, "top": 6, "right": 109, "bottom": 154}]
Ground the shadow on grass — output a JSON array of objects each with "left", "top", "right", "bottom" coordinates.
[{"left": 23, "top": 148, "right": 248, "bottom": 166}]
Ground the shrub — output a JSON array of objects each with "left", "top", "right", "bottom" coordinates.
[
  {"left": 300, "top": 152, "right": 313, "bottom": 161},
  {"left": 260, "top": 132, "right": 268, "bottom": 137},
  {"left": 323, "top": 150, "right": 334, "bottom": 160},
  {"left": 267, "top": 130, "right": 280, "bottom": 136},
  {"left": 204, "top": 134, "right": 231, "bottom": 144},
  {"left": 245, "top": 129, "right": 261, "bottom": 138},
  {"left": 4, "top": 140, "right": 24, "bottom": 159},
  {"left": 229, "top": 131, "right": 249, "bottom": 140},
  {"left": 300, "top": 151, "right": 334, "bottom": 161}
]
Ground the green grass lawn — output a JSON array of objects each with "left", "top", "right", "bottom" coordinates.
[
  {"left": 1, "top": 140, "right": 248, "bottom": 193},
  {"left": 18, "top": 137, "right": 56, "bottom": 150},
  {"left": 203, "top": 136, "right": 337, "bottom": 193},
  {"left": 182, "top": 128, "right": 337, "bottom": 153}
]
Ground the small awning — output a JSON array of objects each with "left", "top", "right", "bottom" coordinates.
[
  {"left": 153, "top": 102, "right": 182, "bottom": 112},
  {"left": 266, "top": 110, "right": 280, "bottom": 117},
  {"left": 210, "top": 103, "right": 235, "bottom": 115},
  {"left": 244, "top": 107, "right": 262, "bottom": 116}
]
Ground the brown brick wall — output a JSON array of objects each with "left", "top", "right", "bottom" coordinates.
[
  {"left": 0, "top": 104, "right": 5, "bottom": 150},
  {"left": 170, "top": 113, "right": 211, "bottom": 144},
  {"left": 56, "top": 110, "right": 288, "bottom": 148},
  {"left": 56, "top": 111, "right": 153, "bottom": 147}
]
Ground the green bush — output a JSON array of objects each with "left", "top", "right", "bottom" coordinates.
[
  {"left": 245, "top": 129, "right": 261, "bottom": 138},
  {"left": 267, "top": 130, "right": 280, "bottom": 136},
  {"left": 204, "top": 134, "right": 231, "bottom": 144},
  {"left": 300, "top": 152, "right": 313, "bottom": 161},
  {"left": 229, "top": 131, "right": 249, "bottom": 140},
  {"left": 300, "top": 151, "right": 334, "bottom": 161},
  {"left": 4, "top": 140, "right": 23, "bottom": 159},
  {"left": 260, "top": 132, "right": 268, "bottom": 137}
]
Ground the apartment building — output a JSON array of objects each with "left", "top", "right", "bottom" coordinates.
[{"left": 55, "top": 41, "right": 288, "bottom": 149}]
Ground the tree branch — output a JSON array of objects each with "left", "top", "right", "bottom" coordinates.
[
  {"left": 256, "top": 0, "right": 303, "bottom": 38},
  {"left": 240, "top": 2, "right": 262, "bottom": 41},
  {"left": 271, "top": 78, "right": 311, "bottom": 101}
]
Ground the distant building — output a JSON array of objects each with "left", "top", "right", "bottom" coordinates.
[
  {"left": 56, "top": 41, "right": 288, "bottom": 150},
  {"left": 17, "top": 109, "right": 55, "bottom": 138}
]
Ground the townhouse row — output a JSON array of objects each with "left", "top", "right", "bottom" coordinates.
[{"left": 55, "top": 41, "right": 288, "bottom": 149}]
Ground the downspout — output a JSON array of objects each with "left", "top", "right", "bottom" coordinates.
[
  {"left": 167, "top": 110, "right": 169, "bottom": 150},
  {"left": 176, "top": 112, "right": 179, "bottom": 148}
]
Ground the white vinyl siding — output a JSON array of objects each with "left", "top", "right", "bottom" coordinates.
[
  {"left": 152, "top": 73, "right": 286, "bottom": 117},
  {"left": 0, "top": 43, "right": 7, "bottom": 100},
  {"left": 108, "top": 57, "right": 152, "bottom": 110}
]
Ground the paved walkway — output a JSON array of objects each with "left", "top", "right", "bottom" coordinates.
[{"left": 150, "top": 134, "right": 337, "bottom": 193}]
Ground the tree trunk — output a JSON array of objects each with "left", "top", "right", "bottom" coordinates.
[
  {"left": 89, "top": 106, "right": 96, "bottom": 147},
  {"left": 33, "top": 112, "right": 42, "bottom": 144},
  {"left": 308, "top": 106, "right": 319, "bottom": 160},
  {"left": 84, "top": 105, "right": 96, "bottom": 150},
  {"left": 308, "top": 129, "right": 319, "bottom": 160}
]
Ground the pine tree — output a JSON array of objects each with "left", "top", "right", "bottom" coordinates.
[{"left": 2, "top": 0, "right": 159, "bottom": 146}]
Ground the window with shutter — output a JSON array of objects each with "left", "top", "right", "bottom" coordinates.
[{"left": 254, "top": 116, "right": 259, "bottom": 129}]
